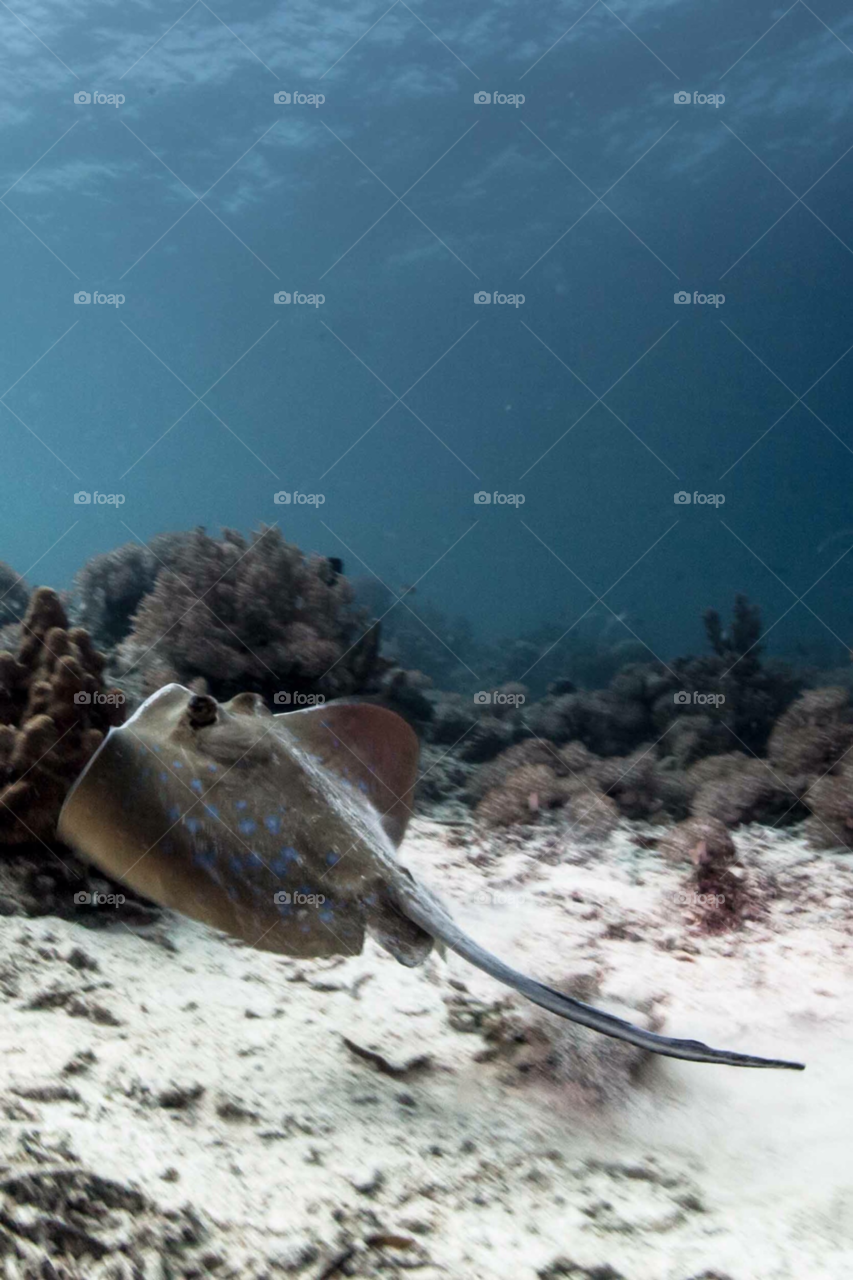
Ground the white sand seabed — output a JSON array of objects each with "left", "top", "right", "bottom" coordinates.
[{"left": 0, "top": 819, "right": 851, "bottom": 1279}]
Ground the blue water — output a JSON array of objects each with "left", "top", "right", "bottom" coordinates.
[{"left": 1, "top": 1, "right": 851, "bottom": 664}]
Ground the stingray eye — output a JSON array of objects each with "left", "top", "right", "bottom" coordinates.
[{"left": 186, "top": 693, "right": 218, "bottom": 729}]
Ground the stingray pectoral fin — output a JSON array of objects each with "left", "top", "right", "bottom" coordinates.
[
  {"left": 276, "top": 702, "right": 419, "bottom": 847},
  {"left": 399, "top": 896, "right": 805, "bottom": 1071}
]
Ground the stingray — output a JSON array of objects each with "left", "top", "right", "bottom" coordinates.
[{"left": 57, "top": 685, "right": 804, "bottom": 1071}]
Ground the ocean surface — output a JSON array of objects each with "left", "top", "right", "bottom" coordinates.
[{"left": 1, "top": 0, "right": 852, "bottom": 667}]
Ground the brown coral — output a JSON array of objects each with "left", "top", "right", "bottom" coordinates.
[
  {"left": 767, "top": 686, "right": 853, "bottom": 775},
  {"left": 475, "top": 763, "right": 566, "bottom": 827},
  {"left": 467, "top": 739, "right": 568, "bottom": 803},
  {"left": 0, "top": 588, "right": 126, "bottom": 845},
  {"left": 690, "top": 758, "right": 807, "bottom": 828},
  {"left": 116, "top": 526, "right": 382, "bottom": 704},
  {"left": 802, "top": 763, "right": 853, "bottom": 849}
]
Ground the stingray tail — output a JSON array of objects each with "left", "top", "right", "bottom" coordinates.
[{"left": 399, "top": 892, "right": 804, "bottom": 1071}]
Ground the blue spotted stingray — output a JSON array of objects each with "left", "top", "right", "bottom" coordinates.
[{"left": 58, "top": 685, "right": 803, "bottom": 1072}]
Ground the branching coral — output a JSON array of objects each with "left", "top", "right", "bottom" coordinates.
[
  {"left": 0, "top": 588, "right": 126, "bottom": 845},
  {"left": 116, "top": 526, "right": 383, "bottom": 704}
]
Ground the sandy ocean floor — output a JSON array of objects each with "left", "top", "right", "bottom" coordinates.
[{"left": 0, "top": 817, "right": 851, "bottom": 1279}]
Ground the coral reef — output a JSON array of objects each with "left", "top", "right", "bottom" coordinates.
[
  {"left": 471, "top": 740, "right": 621, "bottom": 834},
  {"left": 0, "top": 588, "right": 126, "bottom": 846},
  {"left": 115, "top": 527, "right": 383, "bottom": 704},
  {"left": 690, "top": 759, "right": 807, "bottom": 828},
  {"left": 72, "top": 540, "right": 160, "bottom": 650},
  {"left": 474, "top": 763, "right": 568, "bottom": 827},
  {"left": 0, "top": 559, "right": 29, "bottom": 630},
  {"left": 517, "top": 595, "right": 800, "bottom": 762},
  {"left": 767, "top": 686, "right": 853, "bottom": 775},
  {"left": 802, "top": 764, "right": 853, "bottom": 849}
]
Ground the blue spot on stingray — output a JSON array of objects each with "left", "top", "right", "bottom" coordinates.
[
  {"left": 167, "top": 805, "right": 181, "bottom": 823},
  {"left": 319, "top": 907, "right": 335, "bottom": 924},
  {"left": 190, "top": 779, "right": 203, "bottom": 794},
  {"left": 264, "top": 814, "right": 281, "bottom": 835},
  {"left": 207, "top": 763, "right": 218, "bottom": 773},
  {"left": 235, "top": 800, "right": 248, "bottom": 811},
  {"left": 193, "top": 850, "right": 216, "bottom": 871},
  {"left": 203, "top": 803, "right": 220, "bottom": 820},
  {"left": 229, "top": 855, "right": 242, "bottom": 876},
  {"left": 247, "top": 851, "right": 265, "bottom": 869},
  {"left": 184, "top": 817, "right": 201, "bottom": 835},
  {"left": 358, "top": 780, "right": 370, "bottom": 794},
  {"left": 238, "top": 818, "right": 257, "bottom": 836},
  {"left": 172, "top": 760, "right": 183, "bottom": 769},
  {"left": 159, "top": 772, "right": 169, "bottom": 783},
  {"left": 279, "top": 846, "right": 300, "bottom": 864},
  {"left": 325, "top": 852, "right": 340, "bottom": 867}
]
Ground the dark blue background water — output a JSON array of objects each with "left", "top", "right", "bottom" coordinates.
[{"left": 1, "top": 0, "right": 852, "bottom": 668}]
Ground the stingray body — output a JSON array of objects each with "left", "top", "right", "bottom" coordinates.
[{"left": 58, "top": 685, "right": 804, "bottom": 1071}]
